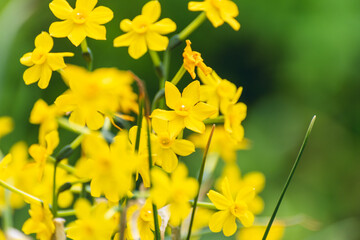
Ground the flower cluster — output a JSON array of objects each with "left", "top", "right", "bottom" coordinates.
[{"left": 0, "top": 0, "right": 288, "bottom": 240}]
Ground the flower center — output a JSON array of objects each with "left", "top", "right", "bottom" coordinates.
[
  {"left": 175, "top": 104, "right": 190, "bottom": 117},
  {"left": 72, "top": 11, "right": 87, "bottom": 24},
  {"left": 159, "top": 136, "right": 172, "bottom": 148},
  {"left": 31, "top": 49, "right": 47, "bottom": 65},
  {"left": 217, "top": 80, "right": 234, "bottom": 98},
  {"left": 211, "top": 0, "right": 223, "bottom": 9},
  {"left": 230, "top": 202, "right": 247, "bottom": 217},
  {"left": 140, "top": 209, "right": 153, "bottom": 222},
  {"left": 132, "top": 15, "right": 150, "bottom": 34}
]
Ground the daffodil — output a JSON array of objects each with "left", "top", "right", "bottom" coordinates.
[
  {"left": 188, "top": 0, "right": 240, "bottom": 30},
  {"left": 151, "top": 81, "right": 217, "bottom": 135},
  {"left": 22, "top": 203, "right": 55, "bottom": 240},
  {"left": 66, "top": 199, "right": 116, "bottom": 240},
  {"left": 208, "top": 177, "right": 255, "bottom": 236},
  {"left": 183, "top": 40, "right": 212, "bottom": 79},
  {"left": 20, "top": 32, "right": 73, "bottom": 89},
  {"left": 114, "top": 1, "right": 176, "bottom": 59},
  {"left": 237, "top": 222, "right": 285, "bottom": 240},
  {"left": 152, "top": 118, "right": 195, "bottom": 173},
  {"left": 49, "top": 0, "right": 114, "bottom": 46},
  {"left": 0, "top": 116, "right": 13, "bottom": 139},
  {"left": 151, "top": 163, "right": 198, "bottom": 226},
  {"left": 215, "top": 164, "right": 265, "bottom": 214}
]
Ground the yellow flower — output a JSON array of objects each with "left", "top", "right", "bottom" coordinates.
[
  {"left": 81, "top": 132, "right": 136, "bottom": 202},
  {"left": 30, "top": 99, "right": 63, "bottom": 145},
  {"left": 151, "top": 81, "right": 217, "bottom": 134},
  {"left": 208, "top": 177, "right": 255, "bottom": 236},
  {"left": 151, "top": 163, "right": 198, "bottom": 226},
  {"left": 183, "top": 40, "right": 212, "bottom": 79},
  {"left": 237, "top": 223, "right": 285, "bottom": 240},
  {"left": 114, "top": 1, "right": 176, "bottom": 59},
  {"left": 49, "top": 0, "right": 113, "bottom": 46},
  {"left": 20, "top": 32, "right": 73, "bottom": 89},
  {"left": 0, "top": 116, "right": 13, "bottom": 139},
  {"left": 28, "top": 130, "right": 59, "bottom": 180},
  {"left": 215, "top": 164, "right": 265, "bottom": 214},
  {"left": 22, "top": 203, "right": 55, "bottom": 240},
  {"left": 190, "top": 126, "right": 249, "bottom": 163},
  {"left": 55, "top": 65, "right": 137, "bottom": 130},
  {"left": 152, "top": 118, "right": 195, "bottom": 173},
  {"left": 188, "top": 0, "right": 240, "bottom": 30},
  {"left": 66, "top": 199, "right": 116, "bottom": 240}
]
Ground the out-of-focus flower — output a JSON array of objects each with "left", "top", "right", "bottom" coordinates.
[
  {"left": 151, "top": 81, "right": 216, "bottom": 134},
  {"left": 0, "top": 116, "right": 13, "bottom": 139},
  {"left": 114, "top": 1, "right": 176, "bottom": 59},
  {"left": 20, "top": 32, "right": 73, "bottom": 89},
  {"left": 49, "top": 0, "right": 113, "bottom": 46},
  {"left": 151, "top": 163, "right": 198, "bottom": 226},
  {"left": 237, "top": 222, "right": 285, "bottom": 240},
  {"left": 208, "top": 177, "right": 255, "bottom": 236},
  {"left": 188, "top": 0, "right": 240, "bottom": 30},
  {"left": 183, "top": 40, "right": 212, "bottom": 79},
  {"left": 22, "top": 203, "right": 55, "bottom": 240}
]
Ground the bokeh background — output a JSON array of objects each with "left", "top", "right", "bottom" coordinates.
[{"left": 0, "top": 0, "right": 359, "bottom": 239}]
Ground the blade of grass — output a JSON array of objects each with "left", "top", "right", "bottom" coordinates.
[{"left": 262, "top": 115, "right": 317, "bottom": 240}]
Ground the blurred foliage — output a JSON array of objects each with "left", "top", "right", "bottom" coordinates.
[{"left": 0, "top": 0, "right": 359, "bottom": 239}]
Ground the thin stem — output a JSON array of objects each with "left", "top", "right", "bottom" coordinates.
[
  {"left": 47, "top": 156, "right": 79, "bottom": 178},
  {"left": 190, "top": 201, "right": 216, "bottom": 210},
  {"left": 3, "top": 190, "right": 13, "bottom": 230},
  {"left": 0, "top": 179, "right": 42, "bottom": 205},
  {"left": 52, "top": 162, "right": 58, "bottom": 217},
  {"left": 186, "top": 124, "right": 216, "bottom": 240},
  {"left": 151, "top": 89, "right": 165, "bottom": 111},
  {"left": 57, "top": 117, "right": 90, "bottom": 135},
  {"left": 70, "top": 134, "right": 84, "bottom": 149},
  {"left": 134, "top": 100, "right": 144, "bottom": 152},
  {"left": 203, "top": 116, "right": 224, "bottom": 125},
  {"left": 171, "top": 65, "right": 186, "bottom": 86},
  {"left": 118, "top": 198, "right": 127, "bottom": 240},
  {"left": 262, "top": 115, "right": 317, "bottom": 240},
  {"left": 57, "top": 209, "right": 76, "bottom": 218},
  {"left": 80, "top": 38, "right": 93, "bottom": 71}
]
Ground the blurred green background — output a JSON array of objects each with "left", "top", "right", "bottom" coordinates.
[{"left": 0, "top": 0, "right": 359, "bottom": 239}]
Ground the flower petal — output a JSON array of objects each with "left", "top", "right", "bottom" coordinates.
[
  {"left": 38, "top": 64, "right": 53, "bottom": 89},
  {"left": 47, "top": 54, "right": 66, "bottom": 70},
  {"left": 113, "top": 32, "right": 135, "bottom": 47},
  {"left": 221, "top": 177, "right": 233, "bottom": 201},
  {"left": 238, "top": 210, "right": 254, "bottom": 227},
  {"left": 191, "top": 102, "right": 217, "bottom": 120},
  {"left": 150, "top": 18, "right": 176, "bottom": 35},
  {"left": 235, "top": 186, "right": 255, "bottom": 203},
  {"left": 23, "top": 65, "right": 41, "bottom": 85},
  {"left": 128, "top": 35, "right": 147, "bottom": 59},
  {"left": 151, "top": 109, "right": 177, "bottom": 121},
  {"left": 76, "top": 0, "right": 97, "bottom": 13},
  {"left": 85, "top": 22, "right": 106, "bottom": 40},
  {"left": 120, "top": 19, "right": 132, "bottom": 32},
  {"left": 146, "top": 31, "right": 168, "bottom": 51},
  {"left": 206, "top": 8, "right": 224, "bottom": 28},
  {"left": 182, "top": 80, "right": 200, "bottom": 106},
  {"left": 188, "top": 2, "right": 206, "bottom": 11},
  {"left": 68, "top": 25, "right": 87, "bottom": 46},
  {"left": 20, "top": 52, "right": 34, "bottom": 67},
  {"left": 159, "top": 149, "right": 178, "bottom": 173},
  {"left": 141, "top": 0, "right": 161, "bottom": 23},
  {"left": 86, "top": 111, "right": 104, "bottom": 130},
  {"left": 208, "top": 190, "right": 231, "bottom": 210},
  {"left": 184, "top": 115, "right": 205, "bottom": 133},
  {"left": 88, "top": 6, "right": 113, "bottom": 24},
  {"left": 208, "top": 210, "right": 229, "bottom": 233},
  {"left": 49, "top": 20, "right": 73, "bottom": 38},
  {"left": 165, "top": 81, "right": 181, "bottom": 110},
  {"left": 74, "top": 198, "right": 91, "bottom": 219},
  {"left": 49, "top": 0, "right": 73, "bottom": 20},
  {"left": 69, "top": 110, "right": 86, "bottom": 126},
  {"left": 168, "top": 116, "right": 185, "bottom": 136},
  {"left": 151, "top": 118, "right": 168, "bottom": 135},
  {"left": 171, "top": 139, "right": 195, "bottom": 156},
  {"left": 35, "top": 32, "right": 53, "bottom": 52},
  {"left": 223, "top": 214, "right": 237, "bottom": 236}
]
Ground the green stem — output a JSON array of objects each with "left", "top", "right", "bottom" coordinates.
[
  {"left": 203, "top": 116, "right": 224, "bottom": 125},
  {"left": 80, "top": 38, "right": 93, "bottom": 71},
  {"left": 52, "top": 162, "right": 58, "bottom": 217},
  {"left": 135, "top": 100, "right": 144, "bottom": 152},
  {"left": 190, "top": 201, "right": 216, "bottom": 210},
  {"left": 70, "top": 134, "right": 84, "bottom": 149},
  {"left": 57, "top": 117, "right": 90, "bottom": 135},
  {"left": 262, "top": 115, "right": 317, "bottom": 240},
  {"left": 151, "top": 89, "right": 165, "bottom": 111},
  {"left": 171, "top": 65, "right": 186, "bottom": 86},
  {"left": 47, "top": 156, "right": 80, "bottom": 178},
  {"left": 0, "top": 179, "right": 42, "bottom": 205},
  {"left": 57, "top": 209, "right": 76, "bottom": 217},
  {"left": 3, "top": 189, "right": 13, "bottom": 230},
  {"left": 186, "top": 124, "right": 216, "bottom": 240}
]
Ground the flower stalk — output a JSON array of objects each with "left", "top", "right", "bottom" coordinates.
[
  {"left": 80, "top": 38, "right": 93, "bottom": 71},
  {"left": 0, "top": 179, "right": 42, "bottom": 205}
]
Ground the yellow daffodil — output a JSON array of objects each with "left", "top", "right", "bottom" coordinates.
[
  {"left": 208, "top": 177, "right": 255, "bottom": 236},
  {"left": 151, "top": 81, "right": 217, "bottom": 134},
  {"left": 49, "top": 0, "right": 114, "bottom": 46},
  {"left": 151, "top": 163, "right": 198, "bottom": 226},
  {"left": 81, "top": 132, "right": 136, "bottom": 202},
  {"left": 215, "top": 164, "right": 265, "bottom": 214},
  {"left": 30, "top": 99, "right": 63, "bottom": 145},
  {"left": 183, "top": 40, "right": 212, "bottom": 79},
  {"left": 22, "top": 203, "right": 55, "bottom": 240},
  {"left": 114, "top": 1, "right": 176, "bottom": 59},
  {"left": 55, "top": 65, "right": 137, "bottom": 130},
  {"left": 66, "top": 199, "right": 116, "bottom": 240},
  {"left": 198, "top": 69, "right": 242, "bottom": 117},
  {"left": 188, "top": 0, "right": 240, "bottom": 30},
  {"left": 20, "top": 32, "right": 73, "bottom": 89},
  {"left": 190, "top": 126, "right": 249, "bottom": 163},
  {"left": 152, "top": 118, "right": 195, "bottom": 173},
  {"left": 0, "top": 116, "right": 13, "bottom": 139},
  {"left": 237, "top": 222, "right": 285, "bottom": 240},
  {"left": 28, "top": 130, "right": 59, "bottom": 180}
]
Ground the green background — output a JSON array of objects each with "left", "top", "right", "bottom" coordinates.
[{"left": 0, "top": 0, "right": 359, "bottom": 239}]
